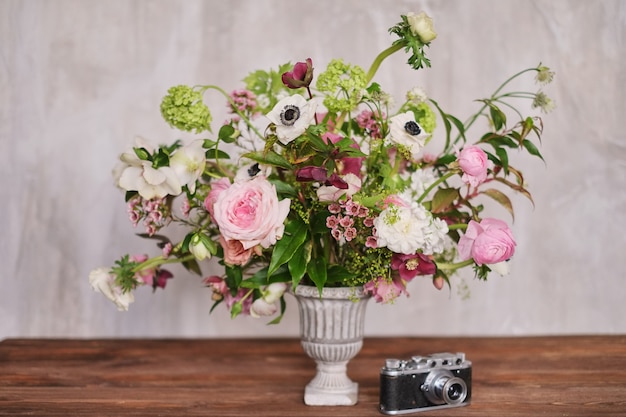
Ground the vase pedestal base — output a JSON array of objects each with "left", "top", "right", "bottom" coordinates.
[{"left": 304, "top": 382, "right": 358, "bottom": 406}]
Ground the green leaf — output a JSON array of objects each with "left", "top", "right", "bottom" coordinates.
[
  {"left": 325, "top": 265, "right": 356, "bottom": 284},
  {"left": 495, "top": 147, "right": 509, "bottom": 174},
  {"left": 205, "top": 149, "right": 231, "bottom": 160},
  {"left": 522, "top": 139, "right": 545, "bottom": 162},
  {"left": 481, "top": 188, "right": 514, "bottom": 220},
  {"left": 267, "top": 218, "right": 308, "bottom": 276},
  {"left": 133, "top": 147, "right": 151, "bottom": 161},
  {"left": 267, "top": 297, "right": 286, "bottom": 325},
  {"left": 218, "top": 124, "right": 237, "bottom": 143},
  {"left": 307, "top": 256, "right": 328, "bottom": 293},
  {"left": 489, "top": 103, "right": 507, "bottom": 131},
  {"left": 181, "top": 258, "right": 202, "bottom": 276},
  {"left": 242, "top": 151, "right": 293, "bottom": 170},
  {"left": 225, "top": 265, "right": 243, "bottom": 291},
  {"left": 288, "top": 241, "right": 312, "bottom": 290},
  {"left": 431, "top": 188, "right": 460, "bottom": 213}
]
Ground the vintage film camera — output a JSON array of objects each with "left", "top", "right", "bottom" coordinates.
[{"left": 379, "top": 352, "right": 472, "bottom": 414}]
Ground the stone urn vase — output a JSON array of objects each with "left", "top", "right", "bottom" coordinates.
[{"left": 293, "top": 285, "right": 371, "bottom": 406}]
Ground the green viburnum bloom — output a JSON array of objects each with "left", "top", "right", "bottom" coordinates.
[
  {"left": 412, "top": 102, "right": 436, "bottom": 134},
  {"left": 160, "top": 85, "right": 212, "bottom": 133},
  {"left": 315, "top": 59, "right": 367, "bottom": 113}
]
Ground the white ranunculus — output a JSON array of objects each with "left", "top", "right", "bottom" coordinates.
[
  {"left": 89, "top": 268, "right": 135, "bottom": 311},
  {"left": 406, "top": 11, "right": 437, "bottom": 43},
  {"left": 388, "top": 111, "right": 429, "bottom": 160},
  {"left": 374, "top": 200, "right": 447, "bottom": 255},
  {"left": 265, "top": 94, "right": 317, "bottom": 145},
  {"left": 169, "top": 140, "right": 206, "bottom": 193}
]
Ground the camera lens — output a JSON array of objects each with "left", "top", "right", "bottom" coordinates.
[
  {"left": 444, "top": 380, "right": 467, "bottom": 404},
  {"left": 422, "top": 370, "right": 468, "bottom": 405}
]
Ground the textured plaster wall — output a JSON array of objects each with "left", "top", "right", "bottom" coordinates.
[{"left": 1, "top": 0, "right": 624, "bottom": 338}]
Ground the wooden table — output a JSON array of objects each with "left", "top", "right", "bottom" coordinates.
[{"left": 1, "top": 336, "right": 625, "bottom": 416}]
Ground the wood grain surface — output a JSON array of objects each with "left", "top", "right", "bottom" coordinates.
[{"left": 1, "top": 336, "right": 625, "bottom": 416}]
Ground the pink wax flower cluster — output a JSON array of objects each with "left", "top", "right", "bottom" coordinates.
[{"left": 89, "top": 11, "right": 552, "bottom": 321}]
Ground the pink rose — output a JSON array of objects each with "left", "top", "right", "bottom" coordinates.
[
  {"left": 204, "top": 177, "right": 231, "bottom": 219},
  {"left": 458, "top": 145, "right": 488, "bottom": 187},
  {"left": 219, "top": 236, "right": 255, "bottom": 266},
  {"left": 457, "top": 218, "right": 516, "bottom": 265},
  {"left": 363, "top": 276, "right": 407, "bottom": 304},
  {"left": 213, "top": 176, "right": 291, "bottom": 250}
]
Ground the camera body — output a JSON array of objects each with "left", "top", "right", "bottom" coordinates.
[{"left": 379, "top": 352, "right": 472, "bottom": 415}]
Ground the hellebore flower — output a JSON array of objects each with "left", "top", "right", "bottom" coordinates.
[
  {"left": 282, "top": 58, "right": 314, "bottom": 89},
  {"left": 391, "top": 252, "right": 436, "bottom": 281}
]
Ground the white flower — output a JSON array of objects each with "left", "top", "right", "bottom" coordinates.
[
  {"left": 406, "top": 11, "right": 437, "bottom": 43},
  {"left": 115, "top": 137, "right": 182, "bottom": 199},
  {"left": 117, "top": 163, "right": 182, "bottom": 200},
  {"left": 250, "top": 282, "right": 287, "bottom": 318},
  {"left": 388, "top": 111, "right": 429, "bottom": 160},
  {"left": 489, "top": 261, "right": 511, "bottom": 276},
  {"left": 406, "top": 86, "right": 428, "bottom": 104},
  {"left": 266, "top": 94, "right": 317, "bottom": 145},
  {"left": 169, "top": 140, "right": 206, "bottom": 193},
  {"left": 189, "top": 234, "right": 211, "bottom": 261},
  {"left": 374, "top": 200, "right": 448, "bottom": 255},
  {"left": 234, "top": 161, "right": 272, "bottom": 182},
  {"left": 89, "top": 268, "right": 135, "bottom": 311},
  {"left": 402, "top": 169, "right": 437, "bottom": 199},
  {"left": 316, "top": 173, "right": 362, "bottom": 202}
]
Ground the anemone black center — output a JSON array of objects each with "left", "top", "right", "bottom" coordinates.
[
  {"left": 404, "top": 121, "right": 421, "bottom": 135},
  {"left": 280, "top": 105, "right": 300, "bottom": 126},
  {"left": 247, "top": 163, "right": 261, "bottom": 177}
]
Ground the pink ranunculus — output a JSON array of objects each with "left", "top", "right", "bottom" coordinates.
[
  {"left": 364, "top": 276, "right": 407, "bottom": 304},
  {"left": 457, "top": 218, "right": 516, "bottom": 265},
  {"left": 458, "top": 145, "right": 488, "bottom": 187},
  {"left": 213, "top": 176, "right": 291, "bottom": 250},
  {"left": 204, "top": 177, "right": 231, "bottom": 219},
  {"left": 219, "top": 235, "right": 254, "bottom": 266}
]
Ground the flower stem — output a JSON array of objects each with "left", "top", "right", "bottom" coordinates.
[
  {"left": 416, "top": 171, "right": 457, "bottom": 204},
  {"left": 133, "top": 254, "right": 196, "bottom": 273},
  {"left": 202, "top": 85, "right": 265, "bottom": 140},
  {"left": 436, "top": 259, "right": 474, "bottom": 271},
  {"left": 365, "top": 43, "right": 404, "bottom": 84}
]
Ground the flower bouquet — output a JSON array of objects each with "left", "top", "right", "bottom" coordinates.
[{"left": 89, "top": 11, "right": 554, "bottom": 323}]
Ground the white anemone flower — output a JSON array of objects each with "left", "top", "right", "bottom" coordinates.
[
  {"left": 170, "top": 140, "right": 206, "bottom": 193},
  {"left": 388, "top": 111, "right": 429, "bottom": 160},
  {"left": 266, "top": 94, "right": 317, "bottom": 145},
  {"left": 89, "top": 268, "right": 135, "bottom": 311}
]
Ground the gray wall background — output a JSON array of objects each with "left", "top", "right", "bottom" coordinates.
[{"left": 2, "top": 0, "right": 624, "bottom": 338}]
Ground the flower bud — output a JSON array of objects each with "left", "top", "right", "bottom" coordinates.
[{"left": 406, "top": 12, "right": 437, "bottom": 44}]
